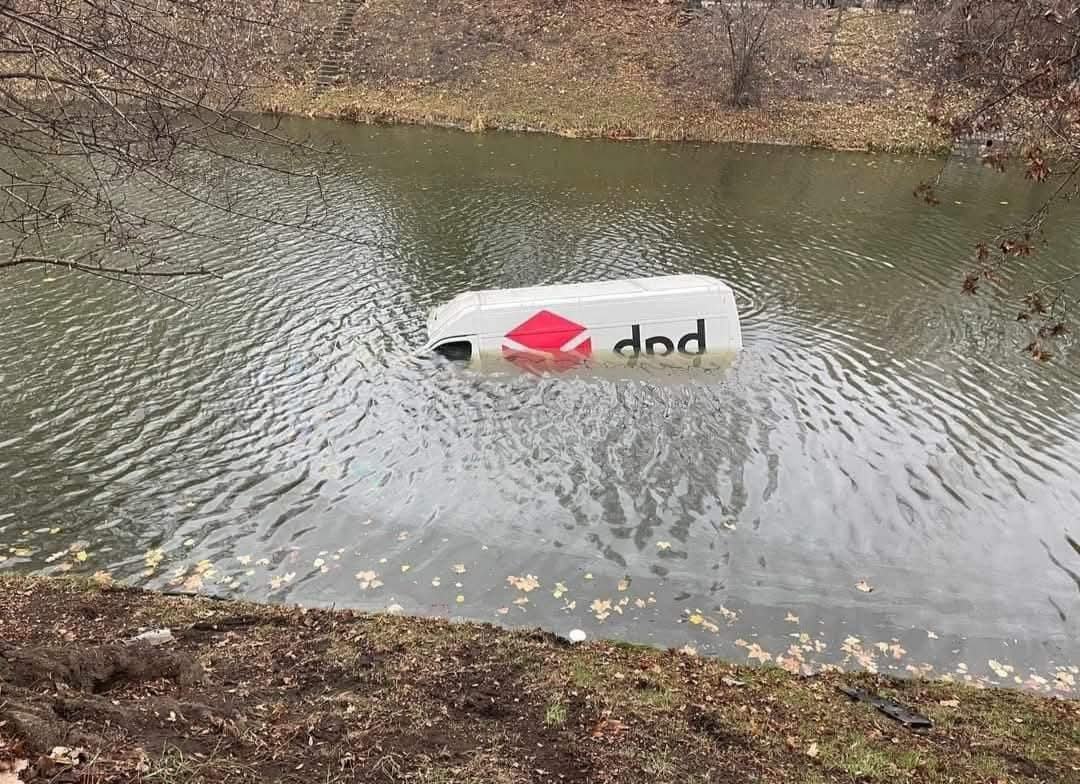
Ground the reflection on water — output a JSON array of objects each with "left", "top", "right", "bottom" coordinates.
[{"left": 0, "top": 123, "right": 1078, "bottom": 693}]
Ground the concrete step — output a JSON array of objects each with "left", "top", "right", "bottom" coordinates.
[{"left": 314, "top": 0, "right": 367, "bottom": 94}]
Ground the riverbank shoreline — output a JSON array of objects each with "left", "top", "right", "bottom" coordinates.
[
  {"left": 0, "top": 576, "right": 1076, "bottom": 783},
  {"left": 253, "top": 2, "right": 960, "bottom": 156},
  {"left": 255, "top": 83, "right": 954, "bottom": 156}
]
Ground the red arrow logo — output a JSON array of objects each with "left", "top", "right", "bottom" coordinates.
[{"left": 502, "top": 310, "right": 592, "bottom": 372}]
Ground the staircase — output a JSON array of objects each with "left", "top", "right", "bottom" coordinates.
[{"left": 315, "top": 0, "right": 365, "bottom": 94}]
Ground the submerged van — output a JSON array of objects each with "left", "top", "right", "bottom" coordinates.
[{"left": 423, "top": 274, "right": 742, "bottom": 373}]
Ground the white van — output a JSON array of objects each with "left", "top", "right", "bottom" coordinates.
[{"left": 422, "top": 274, "right": 742, "bottom": 373}]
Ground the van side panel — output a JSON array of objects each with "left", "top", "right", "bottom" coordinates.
[{"left": 474, "top": 295, "right": 741, "bottom": 358}]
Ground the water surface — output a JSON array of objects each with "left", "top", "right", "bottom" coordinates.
[{"left": 2, "top": 123, "right": 1078, "bottom": 693}]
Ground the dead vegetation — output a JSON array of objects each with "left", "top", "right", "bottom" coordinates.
[
  {"left": 254, "top": 0, "right": 954, "bottom": 153},
  {"left": 0, "top": 576, "right": 1076, "bottom": 783}
]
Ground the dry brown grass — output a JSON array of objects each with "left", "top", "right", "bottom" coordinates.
[{"left": 252, "top": 2, "right": 958, "bottom": 154}]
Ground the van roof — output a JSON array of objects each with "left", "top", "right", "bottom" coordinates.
[{"left": 428, "top": 274, "right": 732, "bottom": 331}]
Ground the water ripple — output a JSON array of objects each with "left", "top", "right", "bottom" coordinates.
[{"left": 0, "top": 126, "right": 1077, "bottom": 689}]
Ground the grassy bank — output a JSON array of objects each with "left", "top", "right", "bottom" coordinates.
[
  {"left": 258, "top": 1, "right": 956, "bottom": 154},
  {"left": 0, "top": 577, "right": 1076, "bottom": 783}
]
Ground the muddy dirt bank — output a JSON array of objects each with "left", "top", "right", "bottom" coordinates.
[{"left": 0, "top": 577, "right": 1076, "bottom": 783}]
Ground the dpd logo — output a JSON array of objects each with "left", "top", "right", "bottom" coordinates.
[{"left": 614, "top": 319, "right": 707, "bottom": 357}]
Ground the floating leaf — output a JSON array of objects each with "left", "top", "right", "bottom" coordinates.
[
  {"left": 552, "top": 582, "right": 568, "bottom": 599},
  {"left": 145, "top": 549, "right": 164, "bottom": 569},
  {"left": 455, "top": 595, "right": 464, "bottom": 604},
  {"left": 746, "top": 643, "right": 772, "bottom": 664},
  {"left": 784, "top": 612, "right": 799, "bottom": 624},
  {"left": 236, "top": 555, "right": 252, "bottom": 566},
  {"left": 400, "top": 564, "right": 411, "bottom": 573},
  {"left": 355, "top": 570, "right": 382, "bottom": 590},
  {"left": 855, "top": 580, "right": 874, "bottom": 593},
  {"left": 591, "top": 598, "right": 612, "bottom": 621},
  {"left": 507, "top": 574, "right": 540, "bottom": 592},
  {"left": 452, "top": 564, "right": 466, "bottom": 574},
  {"left": 617, "top": 578, "right": 630, "bottom": 592},
  {"left": 656, "top": 541, "right": 672, "bottom": 551}
]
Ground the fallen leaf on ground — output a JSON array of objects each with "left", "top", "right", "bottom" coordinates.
[
  {"left": 939, "top": 699, "right": 960, "bottom": 707},
  {"left": 0, "top": 761, "right": 27, "bottom": 784},
  {"left": 806, "top": 742, "right": 819, "bottom": 758},
  {"left": 590, "top": 718, "right": 626, "bottom": 738}
]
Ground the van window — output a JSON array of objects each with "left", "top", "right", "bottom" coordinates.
[{"left": 433, "top": 339, "right": 472, "bottom": 362}]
